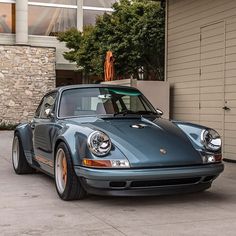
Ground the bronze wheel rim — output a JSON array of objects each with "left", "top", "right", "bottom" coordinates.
[{"left": 55, "top": 148, "right": 67, "bottom": 194}]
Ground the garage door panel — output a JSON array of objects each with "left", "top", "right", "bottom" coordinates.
[
  {"left": 224, "top": 145, "right": 236, "bottom": 154},
  {"left": 225, "top": 123, "right": 236, "bottom": 130},
  {"left": 174, "top": 114, "right": 199, "bottom": 123},
  {"left": 200, "top": 86, "right": 224, "bottom": 94},
  {"left": 225, "top": 92, "right": 236, "bottom": 100},
  {"left": 224, "top": 130, "right": 236, "bottom": 138},
  {"left": 223, "top": 152, "right": 236, "bottom": 160},
  {"left": 225, "top": 69, "right": 236, "bottom": 78},
  {"left": 200, "top": 79, "right": 223, "bottom": 87},
  {"left": 200, "top": 93, "right": 223, "bottom": 101},
  {"left": 175, "top": 101, "right": 199, "bottom": 108},
  {"left": 202, "top": 26, "right": 225, "bottom": 40},
  {"left": 173, "top": 87, "right": 198, "bottom": 95},
  {"left": 200, "top": 71, "right": 223, "bottom": 80},
  {"left": 224, "top": 137, "right": 236, "bottom": 146},
  {"left": 199, "top": 121, "right": 222, "bottom": 129},
  {"left": 174, "top": 107, "right": 199, "bottom": 114},
  {"left": 200, "top": 49, "right": 224, "bottom": 60},
  {"left": 200, "top": 100, "right": 223, "bottom": 108},
  {"left": 199, "top": 114, "right": 222, "bottom": 122},
  {"left": 224, "top": 100, "right": 236, "bottom": 107},
  {"left": 226, "top": 61, "right": 236, "bottom": 70},
  {"left": 225, "top": 77, "right": 236, "bottom": 85},
  {"left": 172, "top": 94, "right": 199, "bottom": 101},
  {"left": 226, "top": 46, "right": 236, "bottom": 55},
  {"left": 199, "top": 108, "right": 223, "bottom": 115},
  {"left": 225, "top": 84, "right": 236, "bottom": 93},
  {"left": 200, "top": 57, "right": 224, "bottom": 67},
  {"left": 200, "top": 42, "right": 224, "bottom": 54},
  {"left": 225, "top": 115, "right": 236, "bottom": 123},
  {"left": 201, "top": 64, "right": 224, "bottom": 74},
  {"left": 201, "top": 34, "right": 224, "bottom": 47}
]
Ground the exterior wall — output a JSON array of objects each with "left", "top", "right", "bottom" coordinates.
[
  {"left": 0, "top": 45, "right": 56, "bottom": 124},
  {"left": 167, "top": 0, "right": 236, "bottom": 160},
  {"left": 0, "top": 34, "right": 77, "bottom": 70}
]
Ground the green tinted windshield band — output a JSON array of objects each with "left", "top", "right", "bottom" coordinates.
[{"left": 107, "top": 88, "right": 141, "bottom": 96}]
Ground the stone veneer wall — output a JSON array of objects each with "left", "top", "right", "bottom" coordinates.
[{"left": 0, "top": 45, "right": 56, "bottom": 124}]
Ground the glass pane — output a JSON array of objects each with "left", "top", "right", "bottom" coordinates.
[
  {"left": 40, "top": 93, "right": 57, "bottom": 119},
  {"left": 83, "top": 9, "right": 107, "bottom": 26},
  {"left": 29, "top": 5, "right": 76, "bottom": 35},
  {"left": 84, "top": 0, "right": 116, "bottom": 8},
  {"left": 0, "top": 3, "right": 15, "bottom": 33},
  {"left": 29, "top": 0, "right": 77, "bottom": 5},
  {"left": 59, "top": 87, "right": 155, "bottom": 117}
]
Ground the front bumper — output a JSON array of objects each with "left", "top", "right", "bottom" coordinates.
[{"left": 74, "top": 163, "right": 224, "bottom": 196}]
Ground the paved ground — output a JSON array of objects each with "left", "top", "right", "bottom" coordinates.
[{"left": 0, "top": 131, "right": 236, "bottom": 236}]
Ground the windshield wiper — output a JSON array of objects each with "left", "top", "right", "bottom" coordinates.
[
  {"left": 136, "top": 110, "right": 158, "bottom": 115},
  {"left": 113, "top": 110, "right": 157, "bottom": 117},
  {"left": 113, "top": 110, "right": 136, "bottom": 116}
]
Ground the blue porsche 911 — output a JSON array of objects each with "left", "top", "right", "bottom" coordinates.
[{"left": 12, "top": 85, "right": 224, "bottom": 200}]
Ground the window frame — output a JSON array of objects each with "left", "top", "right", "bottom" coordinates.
[{"left": 35, "top": 92, "right": 58, "bottom": 119}]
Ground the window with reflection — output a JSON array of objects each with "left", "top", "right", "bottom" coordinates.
[
  {"left": 28, "top": 5, "right": 76, "bottom": 36},
  {"left": 83, "top": 9, "right": 107, "bottom": 27},
  {"left": 0, "top": 3, "right": 15, "bottom": 33},
  {"left": 83, "top": 0, "right": 116, "bottom": 8}
]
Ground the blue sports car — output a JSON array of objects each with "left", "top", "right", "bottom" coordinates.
[{"left": 12, "top": 85, "right": 224, "bottom": 200}]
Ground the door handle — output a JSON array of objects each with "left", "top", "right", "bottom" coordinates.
[
  {"left": 30, "top": 120, "right": 36, "bottom": 129},
  {"left": 222, "top": 106, "right": 231, "bottom": 111}
]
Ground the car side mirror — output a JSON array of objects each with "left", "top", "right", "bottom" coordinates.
[
  {"left": 45, "top": 108, "right": 54, "bottom": 118},
  {"left": 156, "top": 108, "right": 163, "bottom": 116}
]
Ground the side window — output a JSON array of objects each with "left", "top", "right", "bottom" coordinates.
[
  {"left": 35, "top": 99, "right": 44, "bottom": 118},
  {"left": 39, "top": 93, "right": 57, "bottom": 119}
]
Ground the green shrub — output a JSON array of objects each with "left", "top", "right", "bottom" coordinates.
[{"left": 0, "top": 122, "right": 18, "bottom": 130}]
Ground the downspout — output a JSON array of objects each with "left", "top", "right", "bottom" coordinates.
[
  {"left": 164, "top": 0, "right": 168, "bottom": 82},
  {"left": 15, "top": 0, "right": 28, "bottom": 44}
]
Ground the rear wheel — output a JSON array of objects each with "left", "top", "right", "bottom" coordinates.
[
  {"left": 54, "top": 142, "right": 86, "bottom": 200},
  {"left": 12, "top": 133, "right": 35, "bottom": 174}
]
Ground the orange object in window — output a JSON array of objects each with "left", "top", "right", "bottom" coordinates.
[{"left": 104, "top": 50, "right": 115, "bottom": 81}]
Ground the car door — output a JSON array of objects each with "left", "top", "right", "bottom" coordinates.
[{"left": 31, "top": 92, "right": 58, "bottom": 175}]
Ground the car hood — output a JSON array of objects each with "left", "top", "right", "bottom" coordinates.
[{"left": 68, "top": 116, "right": 203, "bottom": 168}]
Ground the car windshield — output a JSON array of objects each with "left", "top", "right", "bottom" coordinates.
[{"left": 58, "top": 87, "right": 157, "bottom": 118}]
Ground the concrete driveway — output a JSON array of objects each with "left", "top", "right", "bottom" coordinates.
[{"left": 0, "top": 131, "right": 236, "bottom": 236}]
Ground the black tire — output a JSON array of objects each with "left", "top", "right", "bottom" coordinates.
[
  {"left": 54, "top": 142, "right": 86, "bottom": 201},
  {"left": 12, "top": 133, "right": 35, "bottom": 174}
]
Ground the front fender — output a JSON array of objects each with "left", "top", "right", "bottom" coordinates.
[
  {"left": 53, "top": 124, "right": 94, "bottom": 166},
  {"left": 173, "top": 121, "right": 221, "bottom": 154},
  {"left": 54, "top": 123, "right": 128, "bottom": 167}
]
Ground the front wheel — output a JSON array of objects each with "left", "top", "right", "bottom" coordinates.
[{"left": 54, "top": 142, "right": 86, "bottom": 201}]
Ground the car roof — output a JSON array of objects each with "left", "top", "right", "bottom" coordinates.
[{"left": 52, "top": 84, "right": 140, "bottom": 94}]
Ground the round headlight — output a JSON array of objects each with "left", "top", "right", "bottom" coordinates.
[
  {"left": 87, "top": 131, "right": 112, "bottom": 156},
  {"left": 201, "top": 129, "right": 221, "bottom": 151}
]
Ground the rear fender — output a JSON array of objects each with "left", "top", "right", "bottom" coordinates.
[{"left": 15, "top": 123, "right": 34, "bottom": 165}]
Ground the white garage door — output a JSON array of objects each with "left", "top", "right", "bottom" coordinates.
[
  {"left": 200, "top": 21, "right": 225, "bottom": 136},
  {"left": 200, "top": 21, "right": 236, "bottom": 161}
]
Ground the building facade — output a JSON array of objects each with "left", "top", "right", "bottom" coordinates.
[
  {"left": 166, "top": 0, "right": 236, "bottom": 161},
  {"left": 0, "top": 0, "right": 115, "bottom": 124}
]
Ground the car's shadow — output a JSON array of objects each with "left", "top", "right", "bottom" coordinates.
[
  {"left": 84, "top": 190, "right": 227, "bottom": 207},
  {"left": 32, "top": 171, "right": 229, "bottom": 207}
]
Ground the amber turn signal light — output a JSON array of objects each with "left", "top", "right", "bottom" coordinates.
[{"left": 82, "top": 159, "right": 112, "bottom": 168}]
